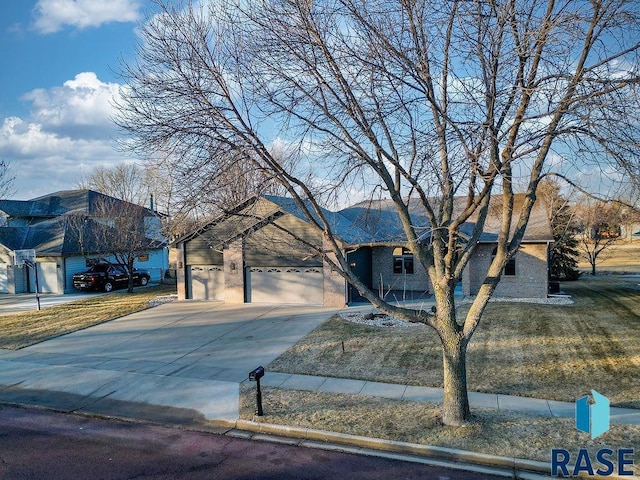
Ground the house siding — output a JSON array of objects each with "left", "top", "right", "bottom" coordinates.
[
  {"left": 245, "top": 218, "right": 322, "bottom": 267},
  {"left": 463, "top": 243, "right": 549, "bottom": 298},
  {"left": 183, "top": 236, "right": 224, "bottom": 265}
]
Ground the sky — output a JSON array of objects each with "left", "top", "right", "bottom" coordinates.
[{"left": 0, "top": 0, "right": 155, "bottom": 200}]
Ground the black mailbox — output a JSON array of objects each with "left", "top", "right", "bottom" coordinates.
[
  {"left": 248, "top": 366, "right": 265, "bottom": 416},
  {"left": 249, "top": 366, "right": 265, "bottom": 381}
]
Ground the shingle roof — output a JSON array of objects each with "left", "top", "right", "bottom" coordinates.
[
  {"left": 263, "top": 195, "right": 373, "bottom": 244},
  {"left": 0, "top": 190, "right": 156, "bottom": 219},
  {"left": 340, "top": 195, "right": 553, "bottom": 244},
  {"left": 177, "top": 193, "right": 553, "bottom": 248}
]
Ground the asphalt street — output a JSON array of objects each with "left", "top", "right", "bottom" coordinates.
[{"left": 0, "top": 405, "right": 508, "bottom": 480}]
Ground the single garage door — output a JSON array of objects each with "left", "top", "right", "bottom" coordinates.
[
  {"left": 189, "top": 265, "right": 224, "bottom": 300},
  {"left": 29, "top": 262, "right": 58, "bottom": 293},
  {"left": 0, "top": 263, "right": 7, "bottom": 293},
  {"left": 247, "top": 267, "right": 323, "bottom": 304}
]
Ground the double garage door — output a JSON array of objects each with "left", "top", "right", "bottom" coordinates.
[
  {"left": 247, "top": 267, "right": 323, "bottom": 305},
  {"left": 188, "top": 265, "right": 324, "bottom": 305}
]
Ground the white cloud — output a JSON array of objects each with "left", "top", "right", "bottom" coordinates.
[
  {"left": 22, "top": 72, "right": 121, "bottom": 139},
  {"left": 0, "top": 73, "right": 134, "bottom": 199},
  {"left": 32, "top": 0, "right": 141, "bottom": 34}
]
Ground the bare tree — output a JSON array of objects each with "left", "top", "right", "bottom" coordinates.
[
  {"left": 116, "top": 0, "right": 640, "bottom": 425},
  {"left": 574, "top": 197, "right": 623, "bottom": 275},
  {"left": 0, "top": 160, "right": 15, "bottom": 200},
  {"left": 90, "top": 197, "right": 160, "bottom": 293},
  {"left": 78, "top": 163, "right": 151, "bottom": 207}
]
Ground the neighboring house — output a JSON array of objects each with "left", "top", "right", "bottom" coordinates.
[
  {"left": 0, "top": 190, "right": 169, "bottom": 294},
  {"left": 173, "top": 195, "right": 553, "bottom": 307},
  {"left": 620, "top": 223, "right": 640, "bottom": 242}
]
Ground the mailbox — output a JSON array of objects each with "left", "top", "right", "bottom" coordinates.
[
  {"left": 248, "top": 366, "right": 265, "bottom": 416},
  {"left": 249, "top": 366, "right": 265, "bottom": 381}
]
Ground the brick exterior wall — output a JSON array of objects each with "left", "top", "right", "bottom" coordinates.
[
  {"left": 462, "top": 243, "right": 549, "bottom": 298},
  {"left": 371, "top": 246, "right": 431, "bottom": 297},
  {"left": 223, "top": 239, "right": 245, "bottom": 304}
]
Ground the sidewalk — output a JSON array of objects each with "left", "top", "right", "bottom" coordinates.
[
  {"left": 1, "top": 345, "right": 638, "bottom": 425},
  {"left": 258, "top": 372, "right": 640, "bottom": 425}
]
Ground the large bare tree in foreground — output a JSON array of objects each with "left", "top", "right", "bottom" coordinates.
[{"left": 117, "top": 0, "right": 640, "bottom": 425}]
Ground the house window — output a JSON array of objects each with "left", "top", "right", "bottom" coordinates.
[
  {"left": 393, "top": 247, "right": 414, "bottom": 274},
  {"left": 492, "top": 247, "right": 516, "bottom": 276}
]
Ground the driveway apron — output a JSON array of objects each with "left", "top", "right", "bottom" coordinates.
[{"left": 0, "top": 302, "right": 335, "bottom": 422}]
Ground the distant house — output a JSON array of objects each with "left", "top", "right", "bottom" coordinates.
[
  {"left": 0, "top": 190, "right": 168, "bottom": 294},
  {"left": 173, "top": 195, "right": 553, "bottom": 307}
]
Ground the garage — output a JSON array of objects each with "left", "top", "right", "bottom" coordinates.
[
  {"left": 28, "top": 262, "right": 58, "bottom": 293},
  {"left": 0, "top": 263, "right": 7, "bottom": 293},
  {"left": 247, "top": 266, "right": 323, "bottom": 305},
  {"left": 189, "top": 265, "right": 224, "bottom": 300}
]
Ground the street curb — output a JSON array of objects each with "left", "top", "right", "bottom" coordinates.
[
  {"left": 211, "top": 418, "right": 552, "bottom": 478},
  {"left": 213, "top": 419, "right": 639, "bottom": 480}
]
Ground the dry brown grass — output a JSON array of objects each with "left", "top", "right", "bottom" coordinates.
[
  {"left": 0, "top": 285, "right": 176, "bottom": 350},
  {"left": 577, "top": 241, "right": 640, "bottom": 273},
  {"left": 268, "top": 275, "right": 640, "bottom": 408},
  {"left": 239, "top": 385, "right": 640, "bottom": 474}
]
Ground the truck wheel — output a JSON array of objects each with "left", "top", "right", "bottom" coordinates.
[
  {"left": 103, "top": 281, "right": 114, "bottom": 292},
  {"left": 140, "top": 276, "right": 149, "bottom": 286}
]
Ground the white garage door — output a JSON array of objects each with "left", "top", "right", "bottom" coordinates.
[
  {"left": 190, "top": 265, "right": 224, "bottom": 300},
  {"left": 248, "top": 267, "right": 323, "bottom": 305},
  {"left": 0, "top": 263, "right": 7, "bottom": 293},
  {"left": 28, "top": 262, "right": 58, "bottom": 293}
]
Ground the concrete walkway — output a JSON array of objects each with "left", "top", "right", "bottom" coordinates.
[
  {"left": 0, "top": 299, "right": 638, "bottom": 427},
  {"left": 259, "top": 372, "right": 640, "bottom": 425}
]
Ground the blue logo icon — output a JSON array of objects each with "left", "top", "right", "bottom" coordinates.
[{"left": 576, "top": 390, "right": 610, "bottom": 439}]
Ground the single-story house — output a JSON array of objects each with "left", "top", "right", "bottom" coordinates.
[
  {"left": 0, "top": 189, "right": 169, "bottom": 294},
  {"left": 173, "top": 194, "right": 553, "bottom": 307}
]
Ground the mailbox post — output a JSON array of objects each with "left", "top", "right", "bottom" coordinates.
[{"left": 248, "top": 366, "right": 265, "bottom": 416}]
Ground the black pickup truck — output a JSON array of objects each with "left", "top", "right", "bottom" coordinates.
[{"left": 72, "top": 264, "right": 150, "bottom": 292}]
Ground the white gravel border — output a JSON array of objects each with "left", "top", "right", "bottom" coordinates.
[{"left": 340, "top": 295, "right": 573, "bottom": 328}]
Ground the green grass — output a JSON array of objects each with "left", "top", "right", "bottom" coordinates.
[
  {"left": 268, "top": 275, "right": 640, "bottom": 407},
  {"left": 0, "top": 285, "right": 176, "bottom": 349}
]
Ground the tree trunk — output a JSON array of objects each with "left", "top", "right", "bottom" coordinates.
[
  {"left": 591, "top": 261, "right": 596, "bottom": 276},
  {"left": 441, "top": 336, "right": 471, "bottom": 426}
]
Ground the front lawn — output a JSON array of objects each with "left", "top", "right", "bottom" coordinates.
[
  {"left": 267, "top": 275, "right": 640, "bottom": 407},
  {"left": 0, "top": 285, "right": 176, "bottom": 350},
  {"left": 248, "top": 275, "right": 640, "bottom": 474}
]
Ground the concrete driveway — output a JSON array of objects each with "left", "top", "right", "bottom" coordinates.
[
  {"left": 0, "top": 291, "right": 106, "bottom": 314},
  {"left": 0, "top": 301, "right": 336, "bottom": 422}
]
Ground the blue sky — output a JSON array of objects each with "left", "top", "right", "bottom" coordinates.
[{"left": 0, "top": 0, "right": 154, "bottom": 199}]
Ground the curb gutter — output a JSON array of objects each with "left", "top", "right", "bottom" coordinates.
[
  {"left": 212, "top": 419, "right": 638, "bottom": 480},
  {"left": 211, "top": 419, "right": 553, "bottom": 479}
]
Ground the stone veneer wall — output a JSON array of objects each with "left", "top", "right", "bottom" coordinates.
[
  {"left": 224, "top": 239, "right": 245, "bottom": 303},
  {"left": 323, "top": 238, "right": 347, "bottom": 307}
]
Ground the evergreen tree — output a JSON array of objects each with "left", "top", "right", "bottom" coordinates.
[{"left": 539, "top": 180, "right": 581, "bottom": 280}]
